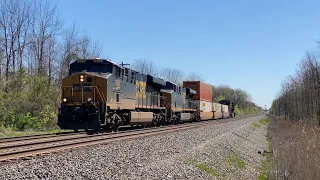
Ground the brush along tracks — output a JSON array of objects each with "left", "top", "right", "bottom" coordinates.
[{"left": 0, "top": 117, "right": 246, "bottom": 163}]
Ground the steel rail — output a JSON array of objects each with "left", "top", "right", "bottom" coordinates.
[
  {"left": 0, "top": 124, "right": 146, "bottom": 144},
  {"left": 0, "top": 119, "right": 230, "bottom": 150},
  {"left": 0, "top": 117, "right": 244, "bottom": 162},
  {"left": 0, "top": 115, "right": 244, "bottom": 144}
]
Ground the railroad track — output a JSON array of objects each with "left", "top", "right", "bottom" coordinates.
[
  {"left": 0, "top": 116, "right": 253, "bottom": 163},
  {"left": 0, "top": 125, "right": 146, "bottom": 144}
]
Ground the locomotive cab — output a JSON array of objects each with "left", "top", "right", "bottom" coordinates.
[{"left": 58, "top": 58, "right": 113, "bottom": 132}]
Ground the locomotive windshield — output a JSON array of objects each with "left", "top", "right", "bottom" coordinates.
[{"left": 69, "top": 59, "right": 113, "bottom": 75}]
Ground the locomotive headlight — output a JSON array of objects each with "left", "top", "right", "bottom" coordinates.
[
  {"left": 63, "top": 98, "right": 67, "bottom": 102},
  {"left": 80, "top": 75, "right": 84, "bottom": 82}
]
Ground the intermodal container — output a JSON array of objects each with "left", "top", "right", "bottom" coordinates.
[
  {"left": 200, "top": 112, "right": 214, "bottom": 120},
  {"left": 213, "top": 102, "right": 222, "bottom": 119},
  {"left": 183, "top": 81, "right": 213, "bottom": 102},
  {"left": 193, "top": 100, "right": 213, "bottom": 112},
  {"left": 222, "top": 105, "right": 229, "bottom": 112},
  {"left": 212, "top": 103, "right": 222, "bottom": 112}
]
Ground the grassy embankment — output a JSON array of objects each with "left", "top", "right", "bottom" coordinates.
[
  {"left": 257, "top": 118, "right": 271, "bottom": 180},
  {"left": 0, "top": 126, "right": 71, "bottom": 138},
  {"left": 186, "top": 117, "right": 270, "bottom": 179},
  {"left": 268, "top": 117, "right": 320, "bottom": 179}
]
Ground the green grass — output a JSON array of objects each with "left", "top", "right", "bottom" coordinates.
[
  {"left": 257, "top": 137, "right": 272, "bottom": 180},
  {"left": 252, "top": 122, "right": 261, "bottom": 128},
  {"left": 227, "top": 152, "right": 247, "bottom": 169},
  {"left": 0, "top": 126, "right": 71, "bottom": 138},
  {"left": 188, "top": 159, "right": 220, "bottom": 177},
  {"left": 259, "top": 118, "right": 269, "bottom": 125}
]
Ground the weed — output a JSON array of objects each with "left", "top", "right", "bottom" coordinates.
[
  {"left": 269, "top": 117, "right": 320, "bottom": 179},
  {"left": 257, "top": 138, "right": 272, "bottom": 180},
  {"left": 188, "top": 159, "right": 220, "bottom": 177},
  {"left": 252, "top": 122, "right": 261, "bottom": 128},
  {"left": 227, "top": 152, "right": 247, "bottom": 169},
  {"left": 259, "top": 118, "right": 269, "bottom": 125}
]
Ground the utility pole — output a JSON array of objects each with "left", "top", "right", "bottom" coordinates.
[{"left": 264, "top": 105, "right": 270, "bottom": 114}]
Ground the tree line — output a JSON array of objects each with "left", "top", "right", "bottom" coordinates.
[
  {"left": 270, "top": 47, "right": 320, "bottom": 125},
  {"left": 130, "top": 58, "right": 205, "bottom": 85},
  {"left": 0, "top": 0, "right": 102, "bottom": 131},
  {"left": 0, "top": 0, "right": 262, "bottom": 132},
  {"left": 130, "top": 59, "right": 263, "bottom": 116}
]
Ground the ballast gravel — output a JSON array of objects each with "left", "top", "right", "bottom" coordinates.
[{"left": 0, "top": 115, "right": 268, "bottom": 180}]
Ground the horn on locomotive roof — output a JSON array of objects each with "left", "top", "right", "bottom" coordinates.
[{"left": 119, "top": 61, "right": 130, "bottom": 67}]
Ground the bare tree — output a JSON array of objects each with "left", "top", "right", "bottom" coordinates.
[
  {"left": 77, "top": 33, "right": 102, "bottom": 59},
  {"left": 186, "top": 72, "right": 204, "bottom": 81},
  {"left": 16, "top": 0, "right": 33, "bottom": 71},
  {"left": 0, "top": 0, "right": 108, "bottom": 131},
  {"left": 0, "top": 39, "right": 3, "bottom": 76},
  {"left": 30, "top": 0, "right": 62, "bottom": 75},
  {"left": 88, "top": 39, "right": 102, "bottom": 58},
  {"left": 0, "top": 0, "right": 13, "bottom": 84},
  {"left": 130, "top": 58, "right": 158, "bottom": 76},
  {"left": 57, "top": 23, "right": 103, "bottom": 82},
  {"left": 0, "top": 0, "right": 34, "bottom": 88},
  {"left": 271, "top": 50, "right": 320, "bottom": 125},
  {"left": 58, "top": 23, "right": 80, "bottom": 82},
  {"left": 46, "top": 36, "right": 56, "bottom": 86},
  {"left": 159, "top": 67, "right": 184, "bottom": 85}
]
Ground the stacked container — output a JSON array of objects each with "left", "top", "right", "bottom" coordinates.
[
  {"left": 212, "top": 102, "right": 222, "bottom": 119},
  {"left": 222, "top": 104, "right": 229, "bottom": 118},
  {"left": 183, "top": 81, "right": 213, "bottom": 120}
]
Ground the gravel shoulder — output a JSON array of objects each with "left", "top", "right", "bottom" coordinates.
[{"left": 0, "top": 115, "right": 268, "bottom": 180}]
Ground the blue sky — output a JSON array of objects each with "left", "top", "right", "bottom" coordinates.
[{"left": 55, "top": 0, "right": 320, "bottom": 108}]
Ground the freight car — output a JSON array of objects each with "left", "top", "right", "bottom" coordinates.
[
  {"left": 57, "top": 58, "right": 235, "bottom": 132},
  {"left": 219, "top": 100, "right": 236, "bottom": 118},
  {"left": 183, "top": 81, "right": 213, "bottom": 120}
]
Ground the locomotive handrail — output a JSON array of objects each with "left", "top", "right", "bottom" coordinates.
[
  {"left": 92, "top": 86, "right": 107, "bottom": 104},
  {"left": 159, "top": 95, "right": 170, "bottom": 108}
]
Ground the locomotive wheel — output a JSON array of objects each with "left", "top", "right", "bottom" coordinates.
[
  {"left": 112, "top": 125, "right": 119, "bottom": 132},
  {"left": 94, "top": 128, "right": 100, "bottom": 133}
]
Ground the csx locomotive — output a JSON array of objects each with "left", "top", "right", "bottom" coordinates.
[{"left": 57, "top": 58, "right": 235, "bottom": 132}]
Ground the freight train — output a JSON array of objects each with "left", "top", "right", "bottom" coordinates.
[{"left": 57, "top": 58, "right": 235, "bottom": 132}]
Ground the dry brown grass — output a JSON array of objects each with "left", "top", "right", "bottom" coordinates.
[{"left": 270, "top": 117, "right": 320, "bottom": 180}]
